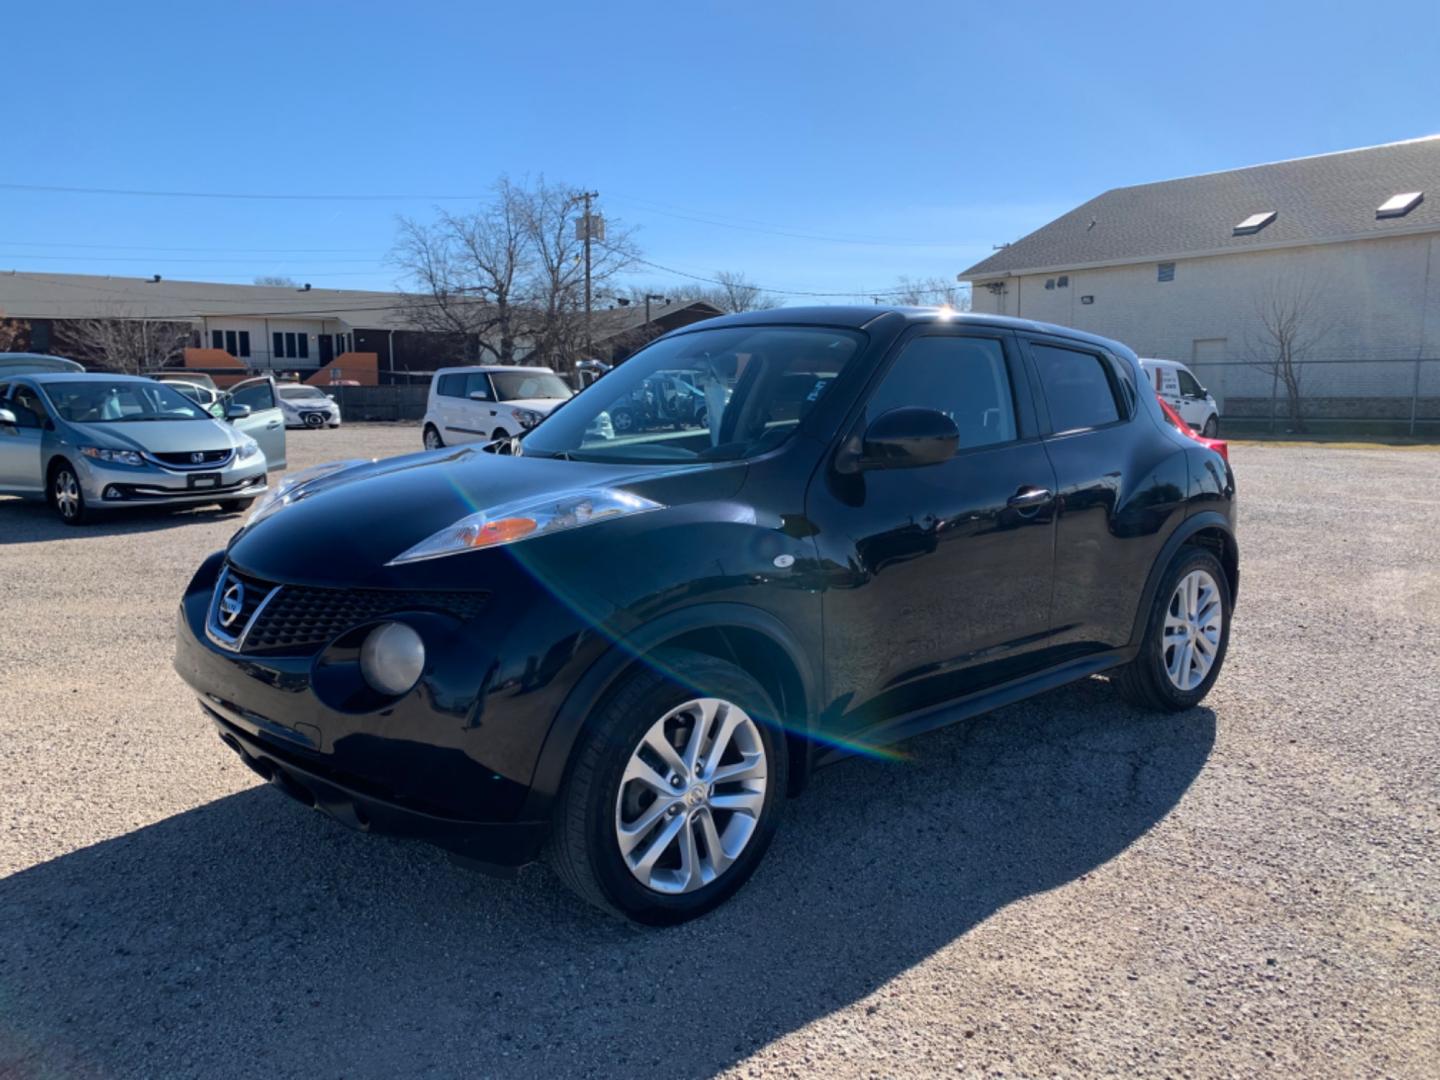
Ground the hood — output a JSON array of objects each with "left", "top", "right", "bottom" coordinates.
[
  {"left": 501, "top": 398, "right": 566, "bottom": 414},
  {"left": 65, "top": 418, "right": 239, "bottom": 454},
  {"left": 227, "top": 446, "right": 737, "bottom": 588}
]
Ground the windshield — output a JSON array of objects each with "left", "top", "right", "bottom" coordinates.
[
  {"left": 491, "top": 371, "right": 572, "bottom": 401},
  {"left": 522, "top": 326, "right": 863, "bottom": 463},
  {"left": 43, "top": 380, "right": 212, "bottom": 423},
  {"left": 279, "top": 386, "right": 328, "bottom": 400}
]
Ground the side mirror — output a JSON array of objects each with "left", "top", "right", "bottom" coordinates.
[
  {"left": 858, "top": 407, "right": 959, "bottom": 470},
  {"left": 225, "top": 404, "right": 252, "bottom": 421},
  {"left": 0, "top": 407, "right": 16, "bottom": 428}
]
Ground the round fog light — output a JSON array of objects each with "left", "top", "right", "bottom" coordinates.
[{"left": 359, "top": 622, "right": 426, "bottom": 696}]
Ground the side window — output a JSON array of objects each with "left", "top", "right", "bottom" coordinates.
[
  {"left": 231, "top": 381, "right": 276, "bottom": 412},
  {"left": 464, "top": 373, "right": 492, "bottom": 400},
  {"left": 1177, "top": 368, "right": 1203, "bottom": 398},
  {"left": 867, "top": 336, "right": 1018, "bottom": 449},
  {"left": 437, "top": 373, "right": 465, "bottom": 398},
  {"left": 10, "top": 385, "right": 48, "bottom": 428},
  {"left": 1030, "top": 343, "right": 1122, "bottom": 433}
]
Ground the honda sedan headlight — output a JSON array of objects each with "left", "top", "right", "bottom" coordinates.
[
  {"left": 81, "top": 446, "right": 145, "bottom": 467},
  {"left": 387, "top": 488, "right": 661, "bottom": 566},
  {"left": 235, "top": 438, "right": 262, "bottom": 462}
]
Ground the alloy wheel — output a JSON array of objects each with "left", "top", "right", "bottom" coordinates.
[
  {"left": 1163, "top": 569, "right": 1223, "bottom": 691},
  {"left": 614, "top": 697, "right": 768, "bottom": 895},
  {"left": 54, "top": 470, "right": 80, "bottom": 519},
  {"left": 424, "top": 427, "right": 442, "bottom": 450}
]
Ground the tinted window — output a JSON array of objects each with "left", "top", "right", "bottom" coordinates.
[
  {"left": 238, "top": 330, "right": 251, "bottom": 358},
  {"left": 437, "top": 373, "right": 466, "bottom": 397},
  {"left": 1031, "top": 344, "right": 1121, "bottom": 433},
  {"left": 867, "top": 336, "right": 1017, "bottom": 449},
  {"left": 230, "top": 380, "right": 276, "bottom": 412},
  {"left": 211, "top": 330, "right": 223, "bottom": 350},
  {"left": 297, "top": 334, "right": 309, "bottom": 359},
  {"left": 273, "top": 332, "right": 284, "bottom": 360},
  {"left": 464, "top": 373, "right": 492, "bottom": 399},
  {"left": 1177, "top": 368, "right": 1203, "bottom": 397},
  {"left": 491, "top": 371, "right": 572, "bottom": 401}
]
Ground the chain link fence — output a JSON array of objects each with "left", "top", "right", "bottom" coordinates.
[{"left": 1185, "top": 357, "right": 1440, "bottom": 436}]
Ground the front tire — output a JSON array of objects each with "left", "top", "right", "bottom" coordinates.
[
  {"left": 549, "top": 649, "right": 787, "bottom": 924},
  {"left": 50, "top": 462, "right": 89, "bottom": 525},
  {"left": 1115, "top": 545, "right": 1231, "bottom": 711},
  {"left": 423, "top": 424, "right": 444, "bottom": 450}
]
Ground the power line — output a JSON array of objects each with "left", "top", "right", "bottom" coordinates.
[
  {"left": 0, "top": 252, "right": 385, "bottom": 265},
  {"left": 0, "top": 239, "right": 379, "bottom": 254},
  {"left": 0, "top": 182, "right": 485, "bottom": 202},
  {"left": 615, "top": 252, "right": 959, "bottom": 300}
]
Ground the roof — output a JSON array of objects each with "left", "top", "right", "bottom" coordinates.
[
  {"left": 0, "top": 270, "right": 418, "bottom": 329},
  {"left": 433, "top": 364, "right": 557, "bottom": 374},
  {"left": 591, "top": 299, "right": 724, "bottom": 340},
  {"left": 962, "top": 136, "right": 1440, "bottom": 278},
  {"left": 672, "top": 304, "right": 1135, "bottom": 354}
]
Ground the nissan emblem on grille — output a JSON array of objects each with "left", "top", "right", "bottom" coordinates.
[{"left": 218, "top": 581, "right": 246, "bottom": 628}]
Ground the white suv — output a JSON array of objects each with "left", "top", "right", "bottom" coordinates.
[
  {"left": 1139, "top": 358, "right": 1220, "bottom": 437},
  {"left": 422, "top": 365, "right": 574, "bottom": 449}
]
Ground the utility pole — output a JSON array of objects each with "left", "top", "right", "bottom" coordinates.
[{"left": 578, "top": 190, "right": 601, "bottom": 359}]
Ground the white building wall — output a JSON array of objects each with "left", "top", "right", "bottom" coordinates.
[
  {"left": 199, "top": 316, "right": 349, "bottom": 369},
  {"left": 968, "top": 233, "right": 1440, "bottom": 409}
]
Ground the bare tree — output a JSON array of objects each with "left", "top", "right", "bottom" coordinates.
[
  {"left": 56, "top": 309, "right": 192, "bottom": 374},
  {"left": 1245, "top": 275, "right": 1333, "bottom": 432},
  {"left": 0, "top": 318, "right": 29, "bottom": 352},
  {"left": 710, "top": 270, "right": 782, "bottom": 313},
  {"left": 253, "top": 275, "right": 301, "bottom": 287},
  {"left": 392, "top": 176, "right": 636, "bottom": 371},
  {"left": 881, "top": 276, "right": 971, "bottom": 309}
]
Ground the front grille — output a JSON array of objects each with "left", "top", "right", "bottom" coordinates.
[
  {"left": 208, "top": 563, "right": 489, "bottom": 654},
  {"left": 153, "top": 448, "right": 234, "bottom": 468}
]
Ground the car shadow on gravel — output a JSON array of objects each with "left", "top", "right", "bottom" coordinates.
[
  {"left": 0, "top": 679, "right": 1214, "bottom": 1079},
  {"left": 0, "top": 496, "right": 244, "bottom": 543}
]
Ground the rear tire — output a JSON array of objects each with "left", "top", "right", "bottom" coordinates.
[
  {"left": 1115, "top": 545, "right": 1231, "bottom": 712},
  {"left": 423, "top": 425, "right": 444, "bottom": 450},
  {"left": 548, "top": 649, "right": 787, "bottom": 925},
  {"left": 1202, "top": 415, "right": 1219, "bottom": 438}
]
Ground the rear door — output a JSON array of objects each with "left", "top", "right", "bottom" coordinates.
[
  {"left": 0, "top": 381, "right": 46, "bottom": 493},
  {"left": 228, "top": 376, "right": 288, "bottom": 470}
]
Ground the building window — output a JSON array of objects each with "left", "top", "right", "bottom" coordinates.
[
  {"left": 1045, "top": 278, "right": 1056, "bottom": 290},
  {"left": 224, "top": 330, "right": 238, "bottom": 356},
  {"left": 297, "top": 333, "right": 309, "bottom": 359},
  {"left": 284, "top": 332, "right": 297, "bottom": 359},
  {"left": 1157, "top": 262, "right": 1175, "bottom": 283},
  {"left": 1057, "top": 275, "right": 1069, "bottom": 288},
  {"left": 237, "top": 330, "right": 251, "bottom": 358},
  {"left": 273, "top": 332, "right": 284, "bottom": 359},
  {"left": 212, "top": 330, "right": 224, "bottom": 350}
]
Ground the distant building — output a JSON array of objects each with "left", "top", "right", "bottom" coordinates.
[{"left": 961, "top": 137, "right": 1440, "bottom": 424}]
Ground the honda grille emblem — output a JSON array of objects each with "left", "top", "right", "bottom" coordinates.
[
  {"left": 190, "top": 452, "right": 206, "bottom": 464},
  {"left": 218, "top": 580, "right": 245, "bottom": 629}
]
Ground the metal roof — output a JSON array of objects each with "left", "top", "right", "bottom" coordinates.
[
  {"left": 962, "top": 136, "right": 1440, "bottom": 278},
  {"left": 0, "top": 271, "right": 416, "bottom": 329}
]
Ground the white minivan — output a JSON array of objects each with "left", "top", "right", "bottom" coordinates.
[
  {"left": 1139, "top": 358, "right": 1220, "bottom": 437},
  {"left": 421, "top": 365, "right": 574, "bottom": 449}
]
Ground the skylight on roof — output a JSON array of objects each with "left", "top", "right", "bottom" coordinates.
[
  {"left": 1233, "top": 211, "right": 1277, "bottom": 236},
  {"left": 1377, "top": 191, "right": 1423, "bottom": 219}
]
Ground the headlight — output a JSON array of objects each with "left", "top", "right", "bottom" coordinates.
[
  {"left": 81, "top": 446, "right": 144, "bottom": 467},
  {"left": 245, "top": 458, "right": 368, "bottom": 528},
  {"left": 387, "top": 487, "right": 662, "bottom": 566},
  {"left": 235, "top": 439, "right": 262, "bottom": 462},
  {"left": 514, "top": 409, "right": 543, "bottom": 430}
]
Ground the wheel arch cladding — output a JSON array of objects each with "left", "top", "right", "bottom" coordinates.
[{"left": 1129, "top": 511, "right": 1239, "bottom": 647}]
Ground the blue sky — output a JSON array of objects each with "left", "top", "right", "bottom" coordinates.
[{"left": 4, "top": 0, "right": 1437, "bottom": 301}]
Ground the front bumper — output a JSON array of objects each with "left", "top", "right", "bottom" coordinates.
[
  {"left": 79, "top": 454, "right": 267, "bottom": 507},
  {"left": 205, "top": 703, "right": 546, "bottom": 870}
]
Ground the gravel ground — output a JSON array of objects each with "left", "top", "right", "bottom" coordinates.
[{"left": 1, "top": 427, "right": 1436, "bottom": 1079}]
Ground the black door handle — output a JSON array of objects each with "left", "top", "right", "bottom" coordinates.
[{"left": 1007, "top": 486, "right": 1053, "bottom": 508}]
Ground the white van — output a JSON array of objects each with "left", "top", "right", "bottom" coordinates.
[
  {"left": 1139, "top": 358, "right": 1220, "bottom": 436},
  {"left": 421, "top": 365, "right": 574, "bottom": 449}
]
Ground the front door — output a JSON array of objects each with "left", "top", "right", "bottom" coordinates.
[
  {"left": 0, "top": 382, "right": 46, "bottom": 493},
  {"left": 809, "top": 330, "right": 1058, "bottom": 739},
  {"left": 318, "top": 335, "right": 335, "bottom": 367},
  {"left": 1174, "top": 366, "right": 1210, "bottom": 429},
  {"left": 227, "top": 377, "right": 288, "bottom": 471}
]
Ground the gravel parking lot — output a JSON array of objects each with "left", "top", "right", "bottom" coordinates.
[{"left": 2, "top": 425, "right": 1436, "bottom": 1078}]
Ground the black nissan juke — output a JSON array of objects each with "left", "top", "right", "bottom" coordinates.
[{"left": 175, "top": 306, "right": 1237, "bottom": 924}]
